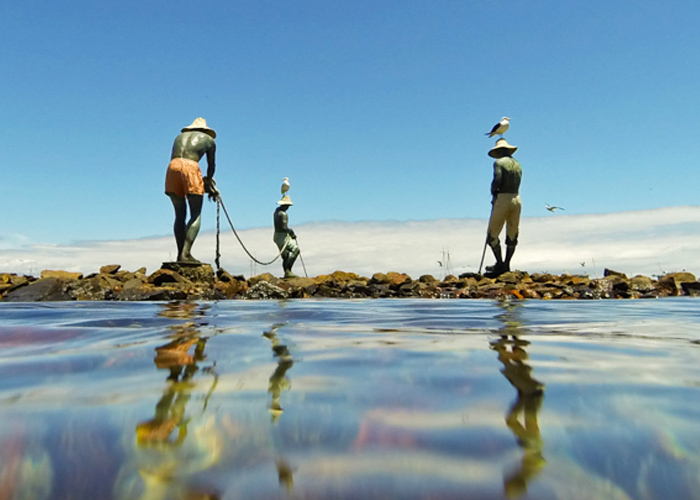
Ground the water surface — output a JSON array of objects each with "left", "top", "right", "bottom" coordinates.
[{"left": 1, "top": 298, "right": 700, "bottom": 499}]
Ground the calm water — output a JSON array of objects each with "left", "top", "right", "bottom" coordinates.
[{"left": 1, "top": 298, "right": 700, "bottom": 500}]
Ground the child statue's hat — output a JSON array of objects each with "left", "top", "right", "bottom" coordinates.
[
  {"left": 278, "top": 195, "right": 293, "bottom": 206},
  {"left": 488, "top": 138, "right": 517, "bottom": 158}
]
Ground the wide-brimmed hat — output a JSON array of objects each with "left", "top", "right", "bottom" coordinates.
[
  {"left": 278, "top": 195, "right": 293, "bottom": 206},
  {"left": 488, "top": 138, "right": 517, "bottom": 158},
  {"left": 182, "top": 117, "right": 216, "bottom": 139}
]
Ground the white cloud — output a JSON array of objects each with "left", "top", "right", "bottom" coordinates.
[{"left": 1, "top": 206, "right": 699, "bottom": 279}]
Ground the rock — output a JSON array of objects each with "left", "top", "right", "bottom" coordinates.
[
  {"left": 369, "top": 272, "right": 389, "bottom": 285},
  {"left": 41, "top": 270, "right": 83, "bottom": 280},
  {"left": 681, "top": 281, "right": 700, "bottom": 297},
  {"left": 603, "top": 269, "right": 628, "bottom": 279},
  {"left": 0, "top": 274, "right": 32, "bottom": 296},
  {"left": 248, "top": 273, "right": 279, "bottom": 287},
  {"left": 385, "top": 272, "right": 411, "bottom": 288},
  {"left": 458, "top": 272, "right": 483, "bottom": 280},
  {"left": 244, "top": 281, "right": 288, "bottom": 300},
  {"left": 629, "top": 275, "right": 655, "bottom": 293},
  {"left": 3, "top": 277, "right": 73, "bottom": 302},
  {"left": 662, "top": 272, "right": 697, "bottom": 284},
  {"left": 149, "top": 269, "right": 191, "bottom": 286},
  {"left": 100, "top": 264, "right": 121, "bottom": 275},
  {"left": 68, "top": 275, "right": 118, "bottom": 301},
  {"left": 160, "top": 262, "right": 215, "bottom": 285}
]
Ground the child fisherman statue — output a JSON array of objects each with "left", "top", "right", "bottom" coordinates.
[{"left": 273, "top": 195, "right": 300, "bottom": 278}]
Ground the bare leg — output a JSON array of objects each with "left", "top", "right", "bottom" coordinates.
[
  {"left": 168, "top": 193, "right": 187, "bottom": 261},
  {"left": 181, "top": 194, "right": 203, "bottom": 262}
]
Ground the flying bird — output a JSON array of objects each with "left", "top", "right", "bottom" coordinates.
[
  {"left": 545, "top": 204, "right": 565, "bottom": 212},
  {"left": 281, "top": 177, "right": 290, "bottom": 196},
  {"left": 486, "top": 117, "right": 510, "bottom": 137}
]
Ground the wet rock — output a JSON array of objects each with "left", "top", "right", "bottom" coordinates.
[
  {"left": 3, "top": 277, "right": 73, "bottom": 302},
  {"left": 244, "top": 281, "right": 288, "bottom": 300}
]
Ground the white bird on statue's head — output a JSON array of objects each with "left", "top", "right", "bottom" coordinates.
[
  {"left": 486, "top": 117, "right": 510, "bottom": 138},
  {"left": 281, "top": 177, "right": 290, "bottom": 196}
]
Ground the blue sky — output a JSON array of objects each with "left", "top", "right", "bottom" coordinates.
[{"left": 2, "top": 1, "right": 699, "bottom": 248}]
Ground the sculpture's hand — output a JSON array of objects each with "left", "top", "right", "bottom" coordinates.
[{"left": 203, "top": 176, "right": 220, "bottom": 201}]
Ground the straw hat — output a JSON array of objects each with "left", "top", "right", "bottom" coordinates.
[
  {"left": 181, "top": 117, "right": 216, "bottom": 139},
  {"left": 278, "top": 195, "right": 293, "bottom": 206},
  {"left": 488, "top": 138, "right": 517, "bottom": 158}
]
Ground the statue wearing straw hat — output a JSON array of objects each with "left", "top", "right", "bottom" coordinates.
[
  {"left": 164, "top": 118, "right": 218, "bottom": 263},
  {"left": 485, "top": 138, "right": 522, "bottom": 278},
  {"left": 273, "top": 195, "right": 300, "bottom": 278}
]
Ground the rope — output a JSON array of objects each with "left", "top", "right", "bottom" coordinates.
[
  {"left": 215, "top": 200, "right": 221, "bottom": 272},
  {"left": 216, "top": 196, "right": 289, "bottom": 266},
  {"left": 296, "top": 244, "right": 309, "bottom": 278}
]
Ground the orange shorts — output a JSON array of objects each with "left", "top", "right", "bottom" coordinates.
[{"left": 164, "top": 158, "right": 204, "bottom": 198}]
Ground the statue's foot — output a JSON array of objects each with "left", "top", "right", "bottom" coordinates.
[
  {"left": 178, "top": 254, "right": 201, "bottom": 264},
  {"left": 484, "top": 263, "right": 507, "bottom": 278},
  {"left": 284, "top": 270, "right": 298, "bottom": 279}
]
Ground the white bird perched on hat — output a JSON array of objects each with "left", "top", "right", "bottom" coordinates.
[
  {"left": 281, "top": 177, "right": 290, "bottom": 196},
  {"left": 545, "top": 204, "right": 565, "bottom": 212},
  {"left": 486, "top": 117, "right": 510, "bottom": 138}
]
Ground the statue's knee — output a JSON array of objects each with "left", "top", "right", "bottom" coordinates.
[
  {"left": 487, "top": 234, "right": 500, "bottom": 249},
  {"left": 506, "top": 234, "right": 519, "bottom": 247}
]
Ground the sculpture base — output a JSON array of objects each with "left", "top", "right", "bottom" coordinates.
[{"left": 161, "top": 261, "right": 215, "bottom": 284}]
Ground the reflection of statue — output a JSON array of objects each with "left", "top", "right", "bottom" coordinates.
[
  {"left": 491, "top": 301, "right": 545, "bottom": 499},
  {"left": 263, "top": 323, "right": 294, "bottom": 423},
  {"left": 273, "top": 196, "right": 300, "bottom": 278},
  {"left": 164, "top": 118, "right": 218, "bottom": 263},
  {"left": 136, "top": 336, "right": 208, "bottom": 448}
]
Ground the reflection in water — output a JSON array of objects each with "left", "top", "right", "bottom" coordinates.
[
  {"left": 121, "top": 301, "right": 221, "bottom": 500},
  {"left": 491, "top": 300, "right": 546, "bottom": 499},
  {"left": 263, "top": 323, "right": 294, "bottom": 424},
  {"left": 263, "top": 323, "right": 296, "bottom": 492}
]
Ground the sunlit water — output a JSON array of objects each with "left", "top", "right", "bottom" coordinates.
[{"left": 2, "top": 298, "right": 700, "bottom": 500}]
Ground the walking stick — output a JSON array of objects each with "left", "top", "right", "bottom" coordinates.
[
  {"left": 478, "top": 238, "right": 488, "bottom": 275},
  {"left": 478, "top": 200, "right": 495, "bottom": 275}
]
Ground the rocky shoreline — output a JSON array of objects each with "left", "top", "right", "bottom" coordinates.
[{"left": 1, "top": 263, "right": 700, "bottom": 301}]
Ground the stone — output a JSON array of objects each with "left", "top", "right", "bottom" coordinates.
[
  {"left": 248, "top": 273, "right": 279, "bottom": 287},
  {"left": 100, "top": 264, "right": 121, "bottom": 274},
  {"left": 369, "top": 273, "right": 389, "bottom": 285},
  {"left": 603, "top": 269, "right": 628, "bottom": 279},
  {"left": 629, "top": 275, "right": 655, "bottom": 292},
  {"left": 245, "top": 281, "right": 288, "bottom": 300},
  {"left": 160, "top": 262, "right": 215, "bottom": 285},
  {"left": 41, "top": 270, "right": 83, "bottom": 280},
  {"left": 662, "top": 272, "right": 697, "bottom": 284},
  {"left": 149, "top": 269, "right": 191, "bottom": 287},
  {"left": 3, "top": 278, "right": 73, "bottom": 302},
  {"left": 681, "top": 281, "right": 700, "bottom": 297}
]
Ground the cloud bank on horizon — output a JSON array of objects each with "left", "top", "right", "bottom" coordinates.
[{"left": 2, "top": 206, "right": 699, "bottom": 280}]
